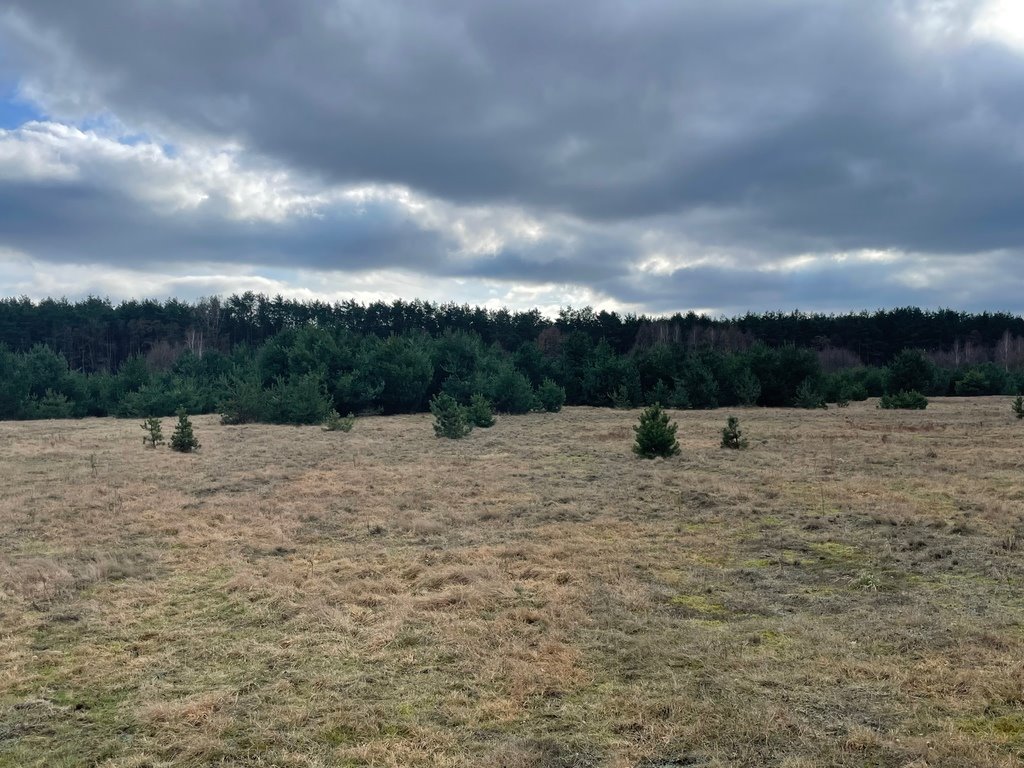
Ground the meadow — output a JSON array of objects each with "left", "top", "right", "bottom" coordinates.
[{"left": 1, "top": 399, "right": 1022, "bottom": 767}]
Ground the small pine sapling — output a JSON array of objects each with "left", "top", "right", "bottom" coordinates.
[
  {"left": 141, "top": 416, "right": 164, "bottom": 448},
  {"left": 720, "top": 416, "right": 748, "bottom": 449},
  {"left": 323, "top": 409, "right": 355, "bottom": 432},
  {"left": 878, "top": 390, "right": 928, "bottom": 410},
  {"left": 536, "top": 378, "right": 566, "bottom": 412},
  {"left": 467, "top": 393, "right": 496, "bottom": 428},
  {"left": 430, "top": 393, "right": 473, "bottom": 439},
  {"left": 633, "top": 403, "right": 680, "bottom": 459},
  {"left": 1012, "top": 395, "right": 1024, "bottom": 420},
  {"left": 170, "top": 409, "right": 201, "bottom": 452}
]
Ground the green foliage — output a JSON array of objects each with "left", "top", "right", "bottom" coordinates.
[
  {"left": 141, "top": 417, "right": 164, "bottom": 448},
  {"left": 1012, "top": 396, "right": 1024, "bottom": 420},
  {"left": 632, "top": 404, "right": 680, "bottom": 459},
  {"left": 794, "top": 379, "right": 827, "bottom": 409},
  {"left": 879, "top": 390, "right": 928, "bottom": 410},
  {"left": 169, "top": 410, "right": 200, "bottom": 452},
  {"left": 263, "top": 374, "right": 333, "bottom": 425},
  {"left": 484, "top": 366, "right": 536, "bottom": 414},
  {"left": 678, "top": 359, "right": 718, "bottom": 409},
  {"left": 747, "top": 343, "right": 822, "bottom": 407},
  {"left": 886, "top": 350, "right": 934, "bottom": 395},
  {"left": 720, "top": 416, "right": 748, "bottom": 449},
  {"left": 430, "top": 393, "right": 472, "bottom": 439},
  {"left": 322, "top": 410, "right": 355, "bottom": 432},
  {"left": 732, "top": 368, "right": 761, "bottom": 407},
  {"left": 466, "top": 393, "right": 496, "bottom": 428},
  {"left": 31, "top": 389, "right": 74, "bottom": 419},
  {"left": 218, "top": 373, "right": 267, "bottom": 425},
  {"left": 535, "top": 377, "right": 566, "bottom": 412}
]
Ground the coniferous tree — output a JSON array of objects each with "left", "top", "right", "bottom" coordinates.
[
  {"left": 322, "top": 409, "right": 355, "bottom": 432},
  {"left": 1011, "top": 395, "right": 1024, "bottom": 420},
  {"left": 141, "top": 416, "right": 164, "bottom": 448},
  {"left": 467, "top": 393, "right": 496, "bottom": 428},
  {"left": 720, "top": 416, "right": 748, "bottom": 449},
  {"left": 633, "top": 404, "right": 680, "bottom": 459},
  {"left": 170, "top": 409, "right": 201, "bottom": 452},
  {"left": 430, "top": 393, "right": 472, "bottom": 439},
  {"left": 536, "top": 378, "right": 566, "bottom": 412}
]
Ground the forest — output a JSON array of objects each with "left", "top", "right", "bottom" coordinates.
[{"left": 1, "top": 294, "right": 1023, "bottom": 422}]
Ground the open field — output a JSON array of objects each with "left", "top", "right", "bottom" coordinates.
[{"left": 1, "top": 400, "right": 1023, "bottom": 767}]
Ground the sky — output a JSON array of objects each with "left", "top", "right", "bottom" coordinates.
[{"left": 1, "top": 0, "right": 1024, "bottom": 317}]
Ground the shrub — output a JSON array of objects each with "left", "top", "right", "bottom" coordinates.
[
  {"left": 322, "top": 410, "right": 355, "bottom": 432},
  {"left": 733, "top": 369, "right": 761, "bottom": 407},
  {"left": 32, "top": 389, "right": 74, "bottom": 419},
  {"left": 170, "top": 409, "right": 201, "bottom": 452},
  {"left": 886, "top": 350, "right": 934, "bottom": 395},
  {"left": 218, "top": 373, "right": 266, "bottom": 425},
  {"left": 1012, "top": 396, "right": 1024, "bottom": 420},
  {"left": 633, "top": 404, "right": 680, "bottom": 459},
  {"left": 263, "top": 374, "right": 333, "bottom": 424},
  {"left": 879, "top": 390, "right": 928, "bottom": 410},
  {"left": 467, "top": 393, "right": 496, "bottom": 428},
  {"left": 141, "top": 416, "right": 164, "bottom": 448},
  {"left": 794, "top": 379, "right": 827, "bottom": 409},
  {"left": 535, "top": 377, "right": 566, "bottom": 412},
  {"left": 430, "top": 393, "right": 472, "bottom": 439},
  {"left": 720, "top": 416, "right": 748, "bottom": 449}
]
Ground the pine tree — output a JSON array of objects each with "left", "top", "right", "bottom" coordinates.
[
  {"left": 1012, "top": 396, "right": 1024, "bottom": 420},
  {"left": 633, "top": 404, "right": 680, "bottom": 459},
  {"left": 322, "top": 409, "right": 355, "bottom": 432},
  {"left": 720, "top": 416, "right": 748, "bottom": 449},
  {"left": 536, "top": 378, "right": 566, "bottom": 412},
  {"left": 467, "top": 393, "right": 496, "bottom": 428},
  {"left": 141, "top": 416, "right": 164, "bottom": 448},
  {"left": 170, "top": 409, "right": 201, "bottom": 452},
  {"left": 430, "top": 393, "right": 472, "bottom": 439}
]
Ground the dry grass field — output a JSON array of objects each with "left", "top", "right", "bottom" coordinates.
[{"left": 1, "top": 399, "right": 1023, "bottom": 767}]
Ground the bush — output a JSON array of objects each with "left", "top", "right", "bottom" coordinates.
[
  {"left": 536, "top": 377, "right": 566, "bottom": 412},
  {"left": 1012, "top": 396, "right": 1024, "bottom": 420},
  {"left": 633, "top": 404, "right": 680, "bottom": 459},
  {"left": 322, "top": 410, "right": 355, "bottom": 432},
  {"left": 886, "top": 350, "right": 934, "bottom": 395},
  {"left": 794, "top": 379, "right": 827, "bottom": 409},
  {"left": 879, "top": 390, "right": 928, "bottom": 410},
  {"left": 430, "top": 393, "right": 472, "bottom": 439},
  {"left": 263, "top": 374, "right": 333, "bottom": 424},
  {"left": 141, "top": 416, "right": 164, "bottom": 448},
  {"left": 218, "top": 373, "right": 267, "bottom": 425},
  {"left": 170, "top": 410, "right": 201, "bottom": 452},
  {"left": 467, "top": 393, "right": 496, "bottom": 428},
  {"left": 720, "top": 416, "right": 748, "bottom": 449}
]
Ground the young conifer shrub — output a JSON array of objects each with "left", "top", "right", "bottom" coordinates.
[
  {"left": 467, "top": 393, "right": 496, "bottom": 428},
  {"left": 536, "top": 378, "right": 566, "bottom": 412},
  {"left": 430, "top": 393, "right": 473, "bottom": 439},
  {"left": 141, "top": 416, "right": 164, "bottom": 448},
  {"left": 1012, "top": 395, "right": 1024, "bottom": 420},
  {"left": 878, "top": 390, "right": 928, "bottom": 410},
  {"left": 170, "top": 409, "right": 201, "bottom": 452},
  {"left": 323, "top": 409, "right": 355, "bottom": 432},
  {"left": 720, "top": 416, "right": 748, "bottom": 449},
  {"left": 794, "top": 379, "right": 827, "bottom": 409},
  {"left": 633, "top": 403, "right": 680, "bottom": 459}
]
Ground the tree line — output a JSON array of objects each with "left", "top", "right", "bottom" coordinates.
[
  {"left": 3, "top": 294, "right": 1024, "bottom": 375},
  {"left": 2, "top": 313, "right": 1023, "bottom": 421}
]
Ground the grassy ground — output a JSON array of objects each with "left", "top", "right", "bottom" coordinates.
[{"left": 1, "top": 399, "right": 1023, "bottom": 767}]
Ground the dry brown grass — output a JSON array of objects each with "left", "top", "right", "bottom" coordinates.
[{"left": 1, "top": 399, "right": 1023, "bottom": 766}]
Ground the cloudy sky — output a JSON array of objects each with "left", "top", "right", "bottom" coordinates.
[{"left": 1, "top": 0, "right": 1023, "bottom": 316}]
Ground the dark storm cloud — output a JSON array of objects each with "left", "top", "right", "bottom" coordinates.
[
  {"left": 2, "top": 1, "right": 1024, "bottom": 313},
  {"left": 4, "top": 0, "right": 1024, "bottom": 258},
  {"left": 0, "top": 177, "right": 451, "bottom": 272}
]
